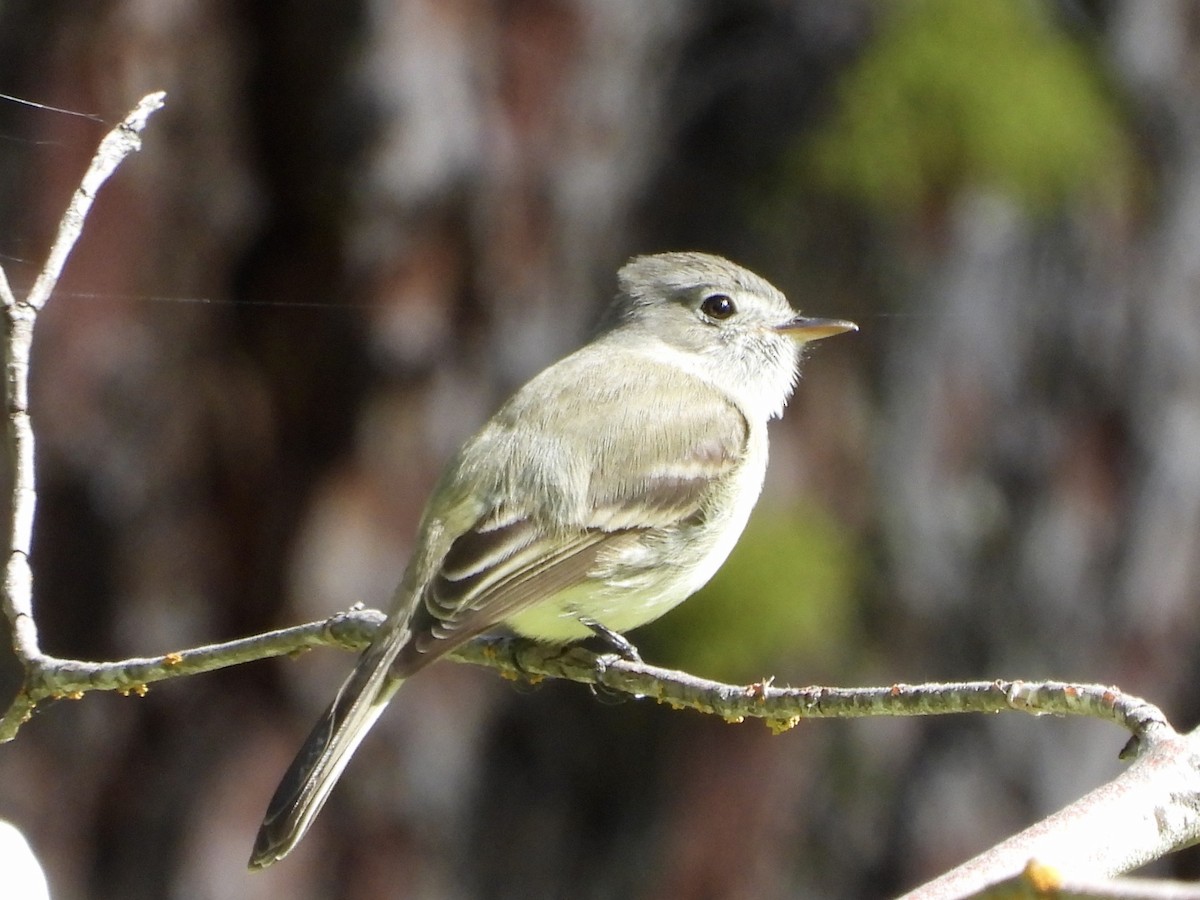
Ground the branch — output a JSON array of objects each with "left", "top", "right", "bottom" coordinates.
[
  {"left": 0, "top": 607, "right": 384, "bottom": 740},
  {"left": 24, "top": 91, "right": 166, "bottom": 314},
  {"left": 1, "top": 92, "right": 167, "bottom": 677},
  {"left": 902, "top": 728, "right": 1200, "bottom": 898},
  {"left": 456, "top": 639, "right": 1171, "bottom": 739},
  {"left": 0, "top": 597, "right": 1173, "bottom": 748}
]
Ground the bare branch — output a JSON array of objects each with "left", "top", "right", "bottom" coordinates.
[
  {"left": 902, "top": 728, "right": 1200, "bottom": 898},
  {"left": 1, "top": 92, "right": 166, "bottom": 675},
  {"left": 459, "top": 643, "right": 1173, "bottom": 746},
  {"left": 23, "top": 91, "right": 166, "bottom": 313},
  {"left": 0, "top": 597, "right": 1172, "bottom": 749},
  {"left": 0, "top": 607, "right": 383, "bottom": 741}
]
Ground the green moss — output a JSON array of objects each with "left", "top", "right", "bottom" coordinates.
[
  {"left": 807, "top": 0, "right": 1131, "bottom": 215},
  {"left": 637, "top": 504, "right": 860, "bottom": 682}
]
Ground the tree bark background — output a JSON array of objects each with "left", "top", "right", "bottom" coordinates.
[{"left": 1, "top": 2, "right": 1198, "bottom": 898}]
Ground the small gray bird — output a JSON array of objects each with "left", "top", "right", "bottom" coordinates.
[{"left": 250, "top": 251, "right": 856, "bottom": 868}]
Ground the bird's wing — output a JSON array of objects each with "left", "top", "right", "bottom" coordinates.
[{"left": 393, "top": 354, "right": 750, "bottom": 671}]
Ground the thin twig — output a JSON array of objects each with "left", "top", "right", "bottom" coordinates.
[
  {"left": 24, "top": 91, "right": 166, "bottom": 312},
  {"left": 0, "top": 607, "right": 384, "bottom": 741},
  {"left": 0, "top": 602, "right": 1172, "bottom": 746},
  {"left": 1, "top": 92, "right": 166, "bottom": 677},
  {"left": 456, "top": 640, "right": 1172, "bottom": 741}
]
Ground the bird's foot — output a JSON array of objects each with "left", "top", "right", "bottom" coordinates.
[{"left": 578, "top": 617, "right": 643, "bottom": 664}]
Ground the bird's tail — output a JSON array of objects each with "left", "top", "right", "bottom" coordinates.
[{"left": 248, "top": 624, "right": 410, "bottom": 870}]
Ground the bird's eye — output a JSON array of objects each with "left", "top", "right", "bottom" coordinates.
[{"left": 700, "top": 294, "right": 736, "bottom": 320}]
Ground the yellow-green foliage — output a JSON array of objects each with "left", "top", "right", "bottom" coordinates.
[
  {"left": 808, "top": 0, "right": 1130, "bottom": 214},
  {"left": 640, "top": 503, "right": 859, "bottom": 682}
]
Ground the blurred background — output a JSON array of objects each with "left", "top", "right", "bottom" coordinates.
[{"left": 0, "top": 0, "right": 1198, "bottom": 897}]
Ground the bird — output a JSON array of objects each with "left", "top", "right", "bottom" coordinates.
[{"left": 249, "top": 251, "right": 857, "bottom": 868}]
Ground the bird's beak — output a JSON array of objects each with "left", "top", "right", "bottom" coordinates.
[{"left": 776, "top": 316, "right": 858, "bottom": 342}]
